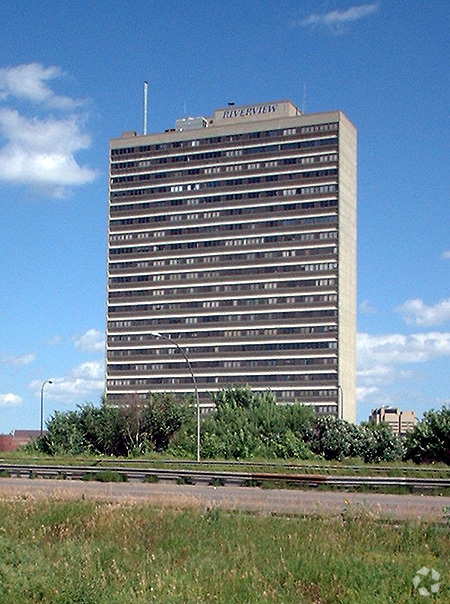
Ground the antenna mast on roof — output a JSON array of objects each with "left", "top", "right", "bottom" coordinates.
[
  {"left": 143, "top": 81, "right": 148, "bottom": 135},
  {"left": 302, "top": 82, "right": 307, "bottom": 114}
]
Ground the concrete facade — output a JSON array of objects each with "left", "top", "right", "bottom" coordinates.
[
  {"left": 370, "top": 407, "right": 417, "bottom": 436},
  {"left": 106, "top": 100, "right": 357, "bottom": 421}
]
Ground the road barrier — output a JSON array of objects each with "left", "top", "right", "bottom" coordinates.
[{"left": 1, "top": 463, "right": 449, "bottom": 491}]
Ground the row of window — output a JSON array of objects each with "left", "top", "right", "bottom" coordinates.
[
  {"left": 108, "top": 358, "right": 336, "bottom": 370},
  {"left": 111, "top": 154, "right": 339, "bottom": 185},
  {"left": 109, "top": 233, "right": 337, "bottom": 261},
  {"left": 107, "top": 374, "right": 337, "bottom": 390},
  {"left": 112, "top": 284, "right": 337, "bottom": 303},
  {"left": 315, "top": 404, "right": 338, "bottom": 414},
  {"left": 108, "top": 311, "right": 338, "bottom": 327},
  {"left": 105, "top": 392, "right": 338, "bottom": 413},
  {"left": 107, "top": 354, "right": 336, "bottom": 367},
  {"left": 108, "top": 376, "right": 337, "bottom": 389},
  {"left": 109, "top": 280, "right": 337, "bottom": 302},
  {"left": 109, "top": 262, "right": 338, "bottom": 287},
  {"left": 110, "top": 188, "right": 337, "bottom": 215},
  {"left": 109, "top": 215, "right": 337, "bottom": 247},
  {"left": 111, "top": 124, "right": 338, "bottom": 157},
  {"left": 107, "top": 339, "right": 337, "bottom": 352},
  {"left": 107, "top": 324, "right": 338, "bottom": 337},
  {"left": 110, "top": 189, "right": 337, "bottom": 219},
  {"left": 109, "top": 199, "right": 338, "bottom": 233},
  {"left": 110, "top": 139, "right": 337, "bottom": 180},
  {"left": 111, "top": 166, "right": 338, "bottom": 190},
  {"left": 172, "top": 170, "right": 337, "bottom": 190},
  {"left": 109, "top": 246, "right": 336, "bottom": 271},
  {"left": 104, "top": 392, "right": 338, "bottom": 414},
  {"left": 110, "top": 171, "right": 338, "bottom": 198},
  {"left": 108, "top": 293, "right": 337, "bottom": 312},
  {"left": 109, "top": 299, "right": 337, "bottom": 315}
]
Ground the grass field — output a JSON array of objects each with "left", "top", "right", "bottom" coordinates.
[{"left": 0, "top": 498, "right": 448, "bottom": 603}]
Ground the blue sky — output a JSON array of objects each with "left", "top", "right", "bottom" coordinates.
[{"left": 0, "top": 0, "right": 448, "bottom": 432}]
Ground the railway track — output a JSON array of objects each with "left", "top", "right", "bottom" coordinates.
[{"left": 1, "top": 463, "right": 449, "bottom": 492}]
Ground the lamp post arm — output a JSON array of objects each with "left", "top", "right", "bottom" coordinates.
[
  {"left": 171, "top": 341, "right": 199, "bottom": 392},
  {"left": 338, "top": 385, "right": 344, "bottom": 421},
  {"left": 171, "top": 341, "right": 201, "bottom": 462},
  {"left": 40, "top": 379, "right": 53, "bottom": 436},
  {"left": 152, "top": 333, "right": 201, "bottom": 462}
]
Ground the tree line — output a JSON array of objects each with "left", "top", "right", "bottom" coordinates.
[{"left": 28, "top": 387, "right": 449, "bottom": 464}]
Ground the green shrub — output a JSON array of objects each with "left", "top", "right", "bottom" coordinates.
[
  {"left": 82, "top": 470, "right": 127, "bottom": 483},
  {"left": 405, "top": 406, "right": 450, "bottom": 464},
  {"left": 27, "top": 393, "right": 189, "bottom": 457},
  {"left": 143, "top": 474, "right": 158, "bottom": 483}
]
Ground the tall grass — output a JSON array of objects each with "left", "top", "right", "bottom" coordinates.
[{"left": 0, "top": 499, "right": 448, "bottom": 603}]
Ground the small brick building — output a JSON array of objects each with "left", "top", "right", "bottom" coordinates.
[{"left": 0, "top": 430, "right": 42, "bottom": 452}]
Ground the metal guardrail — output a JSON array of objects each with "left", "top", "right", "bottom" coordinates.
[
  {"left": 2, "top": 457, "right": 448, "bottom": 475},
  {"left": 81, "top": 458, "right": 450, "bottom": 474},
  {"left": 1, "top": 463, "right": 449, "bottom": 491}
]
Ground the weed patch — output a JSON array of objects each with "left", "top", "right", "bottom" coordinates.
[
  {"left": 81, "top": 470, "right": 127, "bottom": 483},
  {"left": 143, "top": 474, "right": 158, "bottom": 483}
]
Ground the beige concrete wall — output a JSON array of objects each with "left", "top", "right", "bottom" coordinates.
[{"left": 337, "top": 114, "right": 357, "bottom": 422}]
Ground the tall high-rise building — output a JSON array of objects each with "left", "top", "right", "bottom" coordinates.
[{"left": 106, "top": 100, "right": 357, "bottom": 422}]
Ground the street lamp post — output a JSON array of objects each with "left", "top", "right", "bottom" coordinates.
[
  {"left": 150, "top": 332, "right": 201, "bottom": 462},
  {"left": 40, "top": 380, "right": 53, "bottom": 435},
  {"left": 337, "top": 385, "right": 344, "bottom": 420}
]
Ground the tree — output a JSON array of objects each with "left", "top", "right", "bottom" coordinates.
[
  {"left": 363, "top": 422, "right": 404, "bottom": 463},
  {"left": 27, "top": 394, "right": 189, "bottom": 457},
  {"left": 309, "top": 416, "right": 404, "bottom": 462},
  {"left": 405, "top": 406, "right": 450, "bottom": 464},
  {"left": 114, "top": 392, "right": 189, "bottom": 455},
  {"left": 36, "top": 409, "right": 87, "bottom": 455},
  {"left": 78, "top": 402, "right": 125, "bottom": 456},
  {"left": 284, "top": 404, "right": 317, "bottom": 443},
  {"left": 142, "top": 392, "right": 189, "bottom": 451},
  {"left": 310, "top": 416, "right": 353, "bottom": 460},
  {"left": 169, "top": 386, "right": 318, "bottom": 460}
]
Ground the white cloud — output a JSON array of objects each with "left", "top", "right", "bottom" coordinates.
[
  {"left": 442, "top": 250, "right": 450, "bottom": 260},
  {"left": 0, "top": 108, "right": 96, "bottom": 194},
  {"left": 73, "top": 329, "right": 105, "bottom": 353},
  {"left": 297, "top": 2, "right": 380, "bottom": 32},
  {"left": 359, "top": 299, "right": 377, "bottom": 314},
  {"left": 2, "top": 352, "right": 36, "bottom": 366},
  {"left": 29, "top": 360, "right": 104, "bottom": 404},
  {"left": 0, "top": 63, "right": 96, "bottom": 196},
  {"left": 356, "top": 331, "right": 450, "bottom": 414},
  {"left": 0, "top": 393, "right": 23, "bottom": 407},
  {"left": 396, "top": 298, "right": 450, "bottom": 327},
  {"left": 356, "top": 385, "right": 379, "bottom": 402},
  {"left": 357, "top": 331, "right": 450, "bottom": 368},
  {"left": 357, "top": 364, "right": 413, "bottom": 386},
  {"left": 0, "top": 63, "right": 81, "bottom": 109}
]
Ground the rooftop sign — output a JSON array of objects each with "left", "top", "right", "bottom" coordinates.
[
  {"left": 214, "top": 100, "right": 300, "bottom": 124},
  {"left": 221, "top": 103, "right": 279, "bottom": 119}
]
